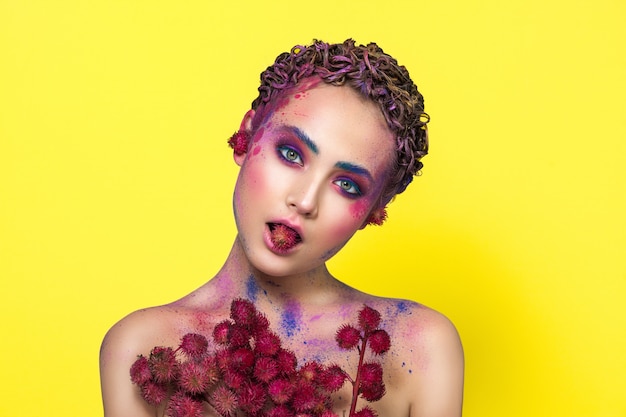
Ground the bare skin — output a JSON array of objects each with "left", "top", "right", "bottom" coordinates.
[{"left": 100, "top": 83, "right": 464, "bottom": 417}]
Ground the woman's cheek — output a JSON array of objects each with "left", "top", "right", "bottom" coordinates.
[{"left": 349, "top": 199, "right": 371, "bottom": 221}]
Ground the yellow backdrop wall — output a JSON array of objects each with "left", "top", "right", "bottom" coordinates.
[{"left": 1, "top": 1, "right": 624, "bottom": 416}]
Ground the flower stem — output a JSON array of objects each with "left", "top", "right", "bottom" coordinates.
[{"left": 349, "top": 334, "right": 368, "bottom": 416}]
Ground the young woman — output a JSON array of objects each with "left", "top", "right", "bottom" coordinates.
[{"left": 100, "top": 39, "right": 464, "bottom": 417}]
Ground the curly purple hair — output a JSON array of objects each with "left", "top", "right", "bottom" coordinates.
[{"left": 249, "top": 39, "right": 429, "bottom": 205}]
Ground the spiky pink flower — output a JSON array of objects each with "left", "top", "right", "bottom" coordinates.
[
  {"left": 255, "top": 329, "right": 282, "bottom": 356},
  {"left": 368, "top": 329, "right": 391, "bottom": 355},
  {"left": 149, "top": 346, "right": 178, "bottom": 383},
  {"left": 254, "top": 356, "right": 279, "bottom": 383},
  {"left": 167, "top": 391, "right": 204, "bottom": 417},
  {"left": 140, "top": 380, "right": 168, "bottom": 406},
  {"left": 275, "top": 348, "right": 298, "bottom": 374},
  {"left": 266, "top": 405, "right": 293, "bottom": 417},
  {"left": 178, "top": 360, "right": 211, "bottom": 394},
  {"left": 335, "top": 324, "right": 361, "bottom": 350},
  {"left": 213, "top": 320, "right": 232, "bottom": 345},
  {"left": 200, "top": 355, "right": 220, "bottom": 386},
  {"left": 238, "top": 381, "right": 267, "bottom": 414},
  {"left": 358, "top": 306, "right": 381, "bottom": 332},
  {"left": 223, "top": 367, "right": 246, "bottom": 389},
  {"left": 230, "top": 347, "right": 255, "bottom": 371},
  {"left": 130, "top": 355, "right": 152, "bottom": 385},
  {"left": 253, "top": 312, "right": 270, "bottom": 335},
  {"left": 268, "top": 378, "right": 294, "bottom": 404},
  {"left": 210, "top": 385, "right": 239, "bottom": 417},
  {"left": 229, "top": 324, "right": 252, "bottom": 348},
  {"left": 319, "top": 364, "right": 347, "bottom": 392},
  {"left": 292, "top": 381, "right": 319, "bottom": 412},
  {"left": 230, "top": 298, "right": 257, "bottom": 327},
  {"left": 299, "top": 361, "right": 322, "bottom": 382},
  {"left": 270, "top": 224, "right": 299, "bottom": 251},
  {"left": 227, "top": 130, "right": 249, "bottom": 156},
  {"left": 216, "top": 348, "right": 232, "bottom": 371},
  {"left": 359, "top": 362, "right": 383, "bottom": 388},
  {"left": 180, "top": 333, "right": 209, "bottom": 358},
  {"left": 353, "top": 405, "right": 378, "bottom": 417},
  {"left": 360, "top": 381, "right": 386, "bottom": 402}
]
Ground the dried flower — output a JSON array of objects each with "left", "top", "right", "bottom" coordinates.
[
  {"left": 275, "top": 348, "right": 298, "bottom": 374},
  {"left": 130, "top": 355, "right": 152, "bottom": 385},
  {"left": 179, "top": 333, "right": 209, "bottom": 358},
  {"left": 230, "top": 298, "right": 257, "bottom": 327},
  {"left": 213, "top": 320, "right": 231, "bottom": 345},
  {"left": 130, "top": 300, "right": 391, "bottom": 417},
  {"left": 319, "top": 364, "right": 347, "bottom": 392},
  {"left": 227, "top": 130, "right": 249, "bottom": 156},
  {"left": 149, "top": 346, "right": 178, "bottom": 383},
  {"left": 358, "top": 306, "right": 381, "bottom": 332},
  {"left": 268, "top": 378, "right": 294, "bottom": 404},
  {"left": 335, "top": 324, "right": 361, "bottom": 350},
  {"left": 253, "top": 356, "right": 280, "bottom": 383},
  {"left": 210, "top": 385, "right": 239, "bottom": 416},
  {"left": 178, "top": 360, "right": 211, "bottom": 394},
  {"left": 368, "top": 329, "right": 391, "bottom": 355},
  {"left": 359, "top": 363, "right": 383, "bottom": 388},
  {"left": 238, "top": 381, "right": 267, "bottom": 414},
  {"left": 254, "top": 329, "right": 282, "bottom": 356},
  {"left": 270, "top": 223, "right": 299, "bottom": 251},
  {"left": 167, "top": 391, "right": 204, "bottom": 417},
  {"left": 140, "top": 380, "right": 168, "bottom": 406},
  {"left": 353, "top": 406, "right": 378, "bottom": 417}
]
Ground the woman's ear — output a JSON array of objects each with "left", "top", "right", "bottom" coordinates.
[{"left": 232, "top": 109, "right": 256, "bottom": 166}]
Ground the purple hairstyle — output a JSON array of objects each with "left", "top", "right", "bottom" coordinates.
[{"left": 250, "top": 39, "right": 430, "bottom": 204}]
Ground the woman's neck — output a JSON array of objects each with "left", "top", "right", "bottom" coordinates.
[{"left": 212, "top": 237, "right": 347, "bottom": 307}]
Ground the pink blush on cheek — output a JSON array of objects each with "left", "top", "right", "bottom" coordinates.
[{"left": 349, "top": 199, "right": 370, "bottom": 220}]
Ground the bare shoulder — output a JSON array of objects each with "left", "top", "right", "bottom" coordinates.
[
  {"left": 368, "top": 297, "right": 465, "bottom": 417},
  {"left": 99, "top": 306, "right": 179, "bottom": 417}
]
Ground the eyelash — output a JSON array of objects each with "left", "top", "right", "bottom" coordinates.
[
  {"left": 277, "top": 145, "right": 303, "bottom": 166},
  {"left": 334, "top": 178, "right": 362, "bottom": 197},
  {"left": 276, "top": 144, "right": 363, "bottom": 198}
]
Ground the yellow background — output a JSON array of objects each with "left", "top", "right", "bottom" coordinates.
[{"left": 1, "top": 1, "right": 624, "bottom": 416}]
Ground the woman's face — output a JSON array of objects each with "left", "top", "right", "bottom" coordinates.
[{"left": 233, "top": 81, "right": 396, "bottom": 277}]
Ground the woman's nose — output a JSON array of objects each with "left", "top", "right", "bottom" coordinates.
[{"left": 286, "top": 177, "right": 320, "bottom": 218}]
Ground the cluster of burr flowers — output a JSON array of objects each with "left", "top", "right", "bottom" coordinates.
[{"left": 130, "top": 299, "right": 391, "bottom": 417}]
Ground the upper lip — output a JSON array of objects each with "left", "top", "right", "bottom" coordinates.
[{"left": 268, "top": 219, "right": 304, "bottom": 242}]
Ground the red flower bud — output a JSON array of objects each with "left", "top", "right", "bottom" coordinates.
[
  {"left": 358, "top": 305, "right": 381, "bottom": 332},
  {"left": 179, "top": 333, "right": 208, "bottom": 358},
  {"left": 368, "top": 329, "right": 391, "bottom": 355},
  {"left": 167, "top": 391, "right": 204, "bottom": 417},
  {"left": 130, "top": 355, "right": 152, "bottom": 385},
  {"left": 335, "top": 324, "right": 361, "bottom": 350},
  {"left": 353, "top": 405, "right": 378, "bottom": 417}
]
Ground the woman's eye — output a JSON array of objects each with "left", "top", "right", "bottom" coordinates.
[
  {"left": 334, "top": 179, "right": 362, "bottom": 196},
  {"left": 278, "top": 146, "right": 303, "bottom": 165}
]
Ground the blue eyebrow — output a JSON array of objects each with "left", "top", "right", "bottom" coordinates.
[
  {"left": 285, "top": 125, "right": 318, "bottom": 154},
  {"left": 335, "top": 161, "right": 373, "bottom": 181}
]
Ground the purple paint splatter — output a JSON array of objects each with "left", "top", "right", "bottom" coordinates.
[
  {"left": 246, "top": 275, "right": 259, "bottom": 302},
  {"left": 280, "top": 300, "right": 302, "bottom": 337}
]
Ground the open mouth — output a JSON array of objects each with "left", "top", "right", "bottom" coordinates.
[{"left": 267, "top": 223, "right": 302, "bottom": 251}]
